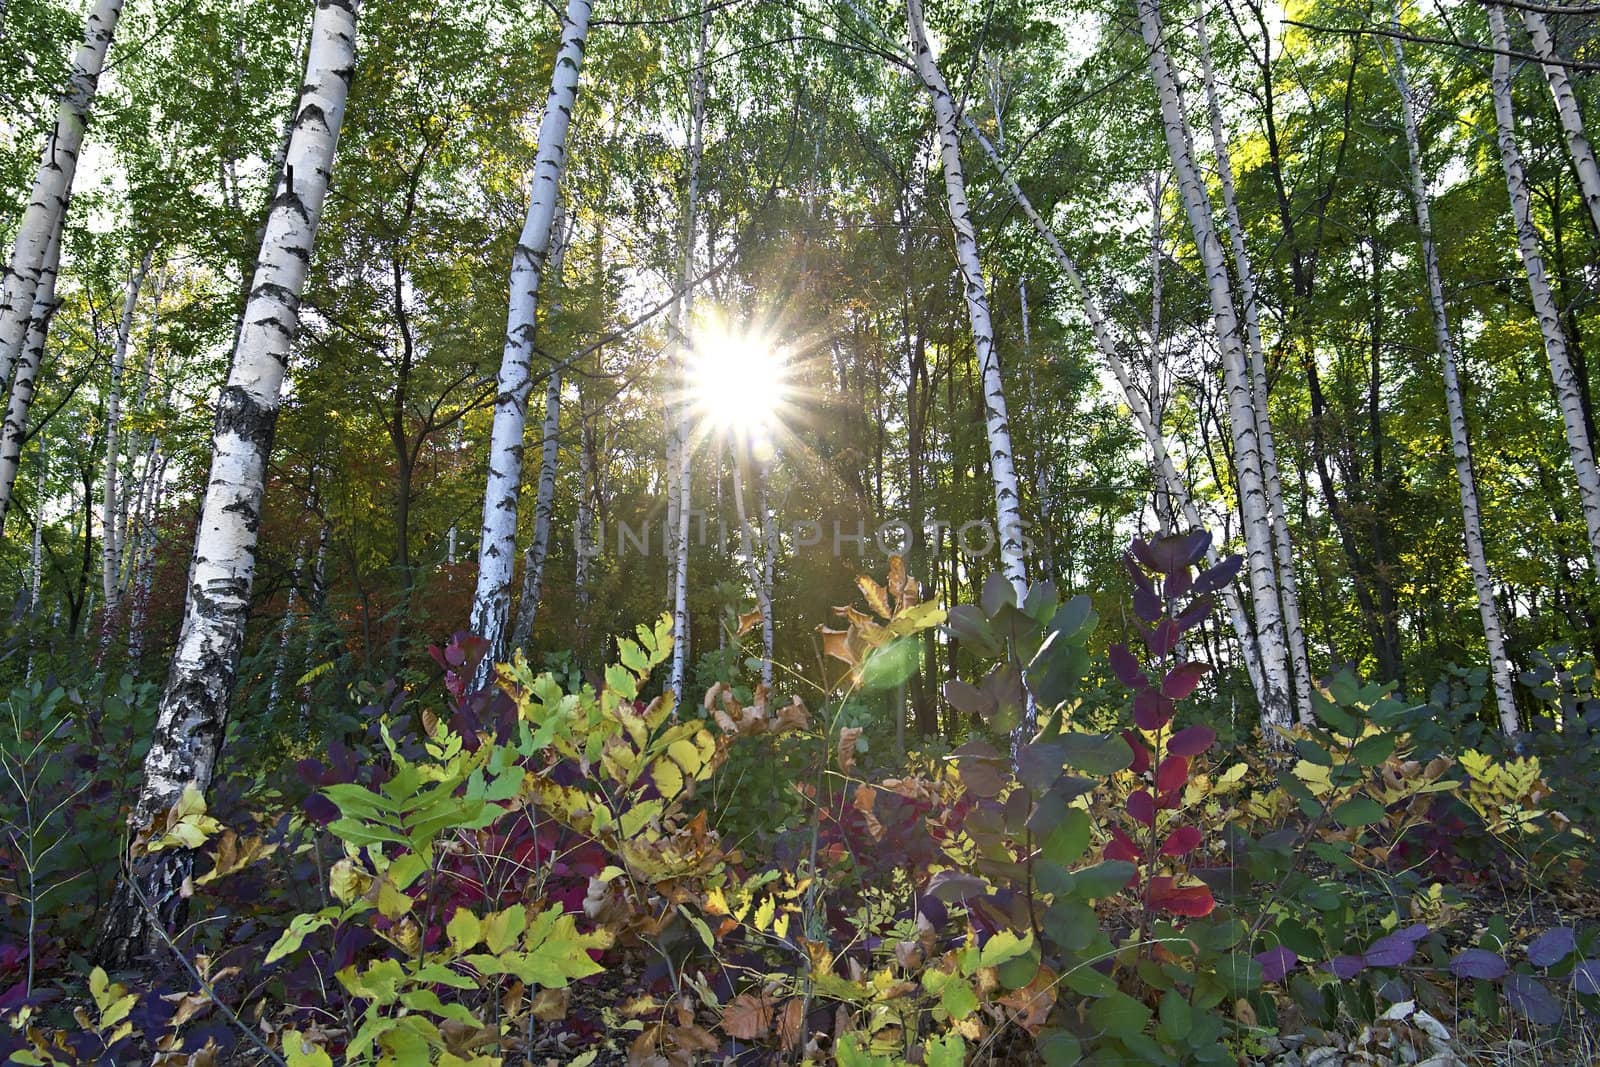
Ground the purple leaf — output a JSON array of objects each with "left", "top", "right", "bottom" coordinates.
[
  {"left": 1131, "top": 539, "right": 1159, "bottom": 572},
  {"left": 1394, "top": 923, "right": 1430, "bottom": 942},
  {"left": 1166, "top": 725, "right": 1216, "bottom": 757},
  {"left": 1133, "top": 585, "right": 1163, "bottom": 623},
  {"left": 1503, "top": 973, "right": 1562, "bottom": 1025},
  {"left": 1450, "top": 949, "right": 1508, "bottom": 981},
  {"left": 1109, "top": 644, "right": 1149, "bottom": 690},
  {"left": 1363, "top": 934, "right": 1419, "bottom": 969},
  {"left": 1148, "top": 618, "right": 1181, "bottom": 658},
  {"left": 1256, "top": 946, "right": 1299, "bottom": 983},
  {"left": 1133, "top": 690, "right": 1175, "bottom": 731},
  {"left": 1173, "top": 595, "right": 1215, "bottom": 634},
  {"left": 1127, "top": 789, "right": 1155, "bottom": 827},
  {"left": 1527, "top": 927, "right": 1576, "bottom": 967},
  {"left": 1324, "top": 954, "right": 1366, "bottom": 979},
  {"left": 1165, "top": 565, "right": 1193, "bottom": 599},
  {"left": 1162, "top": 662, "right": 1209, "bottom": 700},
  {"left": 1191, "top": 554, "right": 1242, "bottom": 596},
  {"left": 1123, "top": 550, "right": 1155, "bottom": 592},
  {"left": 1573, "top": 959, "right": 1600, "bottom": 996}
]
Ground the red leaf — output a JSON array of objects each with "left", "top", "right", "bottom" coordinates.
[
  {"left": 1156, "top": 788, "right": 1182, "bottom": 810},
  {"left": 1109, "top": 644, "right": 1150, "bottom": 690},
  {"left": 1106, "top": 826, "right": 1143, "bottom": 863},
  {"left": 1133, "top": 691, "right": 1175, "bottom": 731},
  {"left": 1148, "top": 618, "right": 1181, "bottom": 658},
  {"left": 1161, "top": 662, "right": 1209, "bottom": 700},
  {"left": 1127, "top": 789, "right": 1155, "bottom": 827},
  {"left": 1122, "top": 730, "right": 1150, "bottom": 775},
  {"left": 1156, "top": 755, "right": 1189, "bottom": 793},
  {"left": 1166, "top": 724, "right": 1216, "bottom": 757},
  {"left": 1145, "top": 876, "right": 1215, "bottom": 917},
  {"left": 1160, "top": 826, "right": 1202, "bottom": 857}
]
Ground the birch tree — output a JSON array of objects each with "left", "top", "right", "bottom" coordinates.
[
  {"left": 98, "top": 0, "right": 361, "bottom": 966},
  {"left": 0, "top": 228, "right": 62, "bottom": 536},
  {"left": 0, "top": 0, "right": 122, "bottom": 409},
  {"left": 959, "top": 115, "right": 1268, "bottom": 701},
  {"left": 1138, "top": 0, "right": 1292, "bottom": 728},
  {"left": 468, "top": 0, "right": 591, "bottom": 681},
  {"left": 1389, "top": 33, "right": 1519, "bottom": 734},
  {"left": 1196, "top": 2, "right": 1311, "bottom": 722},
  {"left": 668, "top": 8, "right": 709, "bottom": 700},
  {"left": 99, "top": 249, "right": 153, "bottom": 640},
  {"left": 510, "top": 212, "right": 570, "bottom": 650},
  {"left": 1519, "top": 7, "right": 1600, "bottom": 238},
  {"left": 906, "top": 0, "right": 1027, "bottom": 597},
  {"left": 1489, "top": 4, "right": 1600, "bottom": 576}
]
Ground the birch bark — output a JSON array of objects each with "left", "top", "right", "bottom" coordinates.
[
  {"left": 668, "top": 7, "right": 709, "bottom": 701},
  {"left": 1138, "top": 0, "right": 1292, "bottom": 728},
  {"left": 1521, "top": 8, "right": 1600, "bottom": 237},
  {"left": 98, "top": 0, "right": 360, "bottom": 966},
  {"left": 510, "top": 213, "right": 570, "bottom": 649},
  {"left": 959, "top": 115, "right": 1267, "bottom": 698},
  {"left": 99, "top": 249, "right": 153, "bottom": 637},
  {"left": 906, "top": 0, "right": 1027, "bottom": 597},
  {"left": 1391, "top": 33, "right": 1519, "bottom": 734},
  {"left": 468, "top": 0, "right": 591, "bottom": 681},
  {"left": 1489, "top": 4, "right": 1600, "bottom": 576},
  {"left": 1196, "top": 3, "right": 1311, "bottom": 722},
  {"left": 731, "top": 448, "right": 774, "bottom": 686},
  {"left": 0, "top": 227, "right": 62, "bottom": 537},
  {"left": 0, "top": 0, "right": 122, "bottom": 400}
]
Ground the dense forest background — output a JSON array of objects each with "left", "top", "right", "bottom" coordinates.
[{"left": 4, "top": 0, "right": 1600, "bottom": 1061}]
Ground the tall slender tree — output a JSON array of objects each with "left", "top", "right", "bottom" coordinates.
[
  {"left": 1520, "top": 7, "right": 1600, "bottom": 238},
  {"left": 469, "top": 0, "right": 592, "bottom": 680},
  {"left": 1138, "top": 0, "right": 1292, "bottom": 728},
  {"left": 1389, "top": 30, "right": 1519, "bottom": 734},
  {"left": 906, "top": 0, "right": 1027, "bottom": 597},
  {"left": 0, "top": 228, "right": 62, "bottom": 536},
  {"left": 99, "top": 248, "right": 153, "bottom": 642},
  {"left": 0, "top": 0, "right": 123, "bottom": 408},
  {"left": 1489, "top": 3, "right": 1600, "bottom": 577},
  {"left": 98, "top": 0, "right": 362, "bottom": 966}
]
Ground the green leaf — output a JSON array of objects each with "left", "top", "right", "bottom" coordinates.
[
  {"left": 1158, "top": 990, "right": 1192, "bottom": 1041},
  {"left": 1088, "top": 991, "right": 1151, "bottom": 1038},
  {"left": 941, "top": 978, "right": 978, "bottom": 1019},
  {"left": 1072, "top": 861, "right": 1136, "bottom": 900},
  {"left": 1350, "top": 734, "right": 1396, "bottom": 767},
  {"left": 1043, "top": 898, "right": 1098, "bottom": 952},
  {"left": 1331, "top": 797, "right": 1387, "bottom": 827},
  {"left": 1059, "top": 732, "right": 1134, "bottom": 775},
  {"left": 266, "top": 913, "right": 333, "bottom": 964},
  {"left": 1040, "top": 807, "right": 1091, "bottom": 867},
  {"left": 1037, "top": 1029, "right": 1082, "bottom": 1066}
]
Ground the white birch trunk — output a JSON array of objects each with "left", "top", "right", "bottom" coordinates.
[
  {"left": 1391, "top": 33, "right": 1520, "bottom": 735},
  {"left": 1196, "top": 2, "right": 1312, "bottom": 723},
  {"left": 759, "top": 454, "right": 776, "bottom": 688},
  {"left": 468, "top": 0, "right": 590, "bottom": 682},
  {"left": 28, "top": 436, "right": 46, "bottom": 613},
  {"left": 1490, "top": 4, "right": 1600, "bottom": 576},
  {"left": 127, "top": 454, "right": 167, "bottom": 674},
  {"left": 0, "top": 227, "right": 62, "bottom": 536},
  {"left": 1138, "top": 0, "right": 1292, "bottom": 729},
  {"left": 0, "top": 0, "right": 122, "bottom": 402},
  {"left": 268, "top": 540, "right": 305, "bottom": 710},
  {"left": 958, "top": 115, "right": 1267, "bottom": 696},
  {"left": 116, "top": 267, "right": 167, "bottom": 590},
  {"left": 576, "top": 398, "right": 594, "bottom": 613},
  {"left": 668, "top": 8, "right": 709, "bottom": 702},
  {"left": 99, "top": 0, "right": 360, "bottom": 967},
  {"left": 510, "top": 212, "right": 570, "bottom": 649},
  {"left": 907, "top": 0, "right": 1027, "bottom": 597},
  {"left": 1521, "top": 8, "right": 1600, "bottom": 238},
  {"left": 99, "top": 248, "right": 152, "bottom": 635}
]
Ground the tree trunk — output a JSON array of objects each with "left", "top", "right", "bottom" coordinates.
[
  {"left": 97, "top": 0, "right": 360, "bottom": 968},
  {"left": 955, "top": 110, "right": 1269, "bottom": 701},
  {"left": 510, "top": 212, "right": 570, "bottom": 650},
  {"left": 0, "top": 227, "right": 62, "bottom": 537},
  {"left": 906, "top": 0, "right": 1027, "bottom": 599},
  {"left": 1391, "top": 31, "right": 1520, "bottom": 735},
  {"left": 1489, "top": 4, "right": 1600, "bottom": 577},
  {"left": 0, "top": 0, "right": 122, "bottom": 401},
  {"left": 99, "top": 248, "right": 153, "bottom": 647},
  {"left": 1138, "top": 0, "right": 1292, "bottom": 729},
  {"left": 268, "top": 540, "right": 305, "bottom": 711},
  {"left": 731, "top": 448, "right": 774, "bottom": 686},
  {"left": 1196, "top": 2, "right": 1312, "bottom": 722},
  {"left": 468, "top": 0, "right": 591, "bottom": 682},
  {"left": 668, "top": 6, "right": 708, "bottom": 703},
  {"left": 1521, "top": 8, "right": 1600, "bottom": 238}
]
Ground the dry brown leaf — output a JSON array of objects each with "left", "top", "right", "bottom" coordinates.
[
  {"left": 856, "top": 575, "right": 892, "bottom": 618},
  {"left": 774, "top": 697, "right": 809, "bottom": 733},
  {"left": 998, "top": 966, "right": 1058, "bottom": 1033},
  {"left": 852, "top": 784, "right": 884, "bottom": 842},
  {"left": 720, "top": 992, "right": 775, "bottom": 1041},
  {"left": 817, "top": 626, "right": 859, "bottom": 668},
  {"left": 531, "top": 986, "right": 569, "bottom": 1021},
  {"left": 737, "top": 608, "right": 764, "bottom": 636},
  {"left": 838, "top": 727, "right": 863, "bottom": 775},
  {"left": 777, "top": 998, "right": 805, "bottom": 1051}
]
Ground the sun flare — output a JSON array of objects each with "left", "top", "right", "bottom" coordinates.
[{"left": 687, "top": 318, "right": 790, "bottom": 440}]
